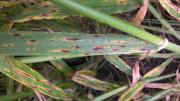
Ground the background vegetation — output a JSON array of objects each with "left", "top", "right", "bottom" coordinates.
[{"left": 0, "top": 0, "right": 179, "bottom": 101}]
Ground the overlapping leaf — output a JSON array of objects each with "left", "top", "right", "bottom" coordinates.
[
  {"left": 143, "top": 58, "right": 173, "bottom": 79},
  {"left": 14, "top": 0, "right": 140, "bottom": 22},
  {"left": 0, "top": 56, "right": 71, "bottom": 99},
  {"left": 118, "top": 81, "right": 145, "bottom": 101},
  {"left": 104, "top": 55, "right": 132, "bottom": 75},
  {"left": 72, "top": 70, "right": 120, "bottom": 91},
  {"left": 159, "top": 0, "right": 180, "bottom": 20},
  {"left": 0, "top": 32, "right": 157, "bottom": 56}
]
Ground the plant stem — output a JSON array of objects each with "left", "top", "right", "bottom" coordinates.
[{"left": 51, "top": 0, "right": 180, "bottom": 53}]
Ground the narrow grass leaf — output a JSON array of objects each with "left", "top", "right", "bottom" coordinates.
[
  {"left": 0, "top": 32, "right": 157, "bottom": 56},
  {"left": 15, "top": 19, "right": 81, "bottom": 32},
  {"left": 104, "top": 55, "right": 132, "bottom": 75},
  {"left": 145, "top": 83, "right": 178, "bottom": 89},
  {"left": 144, "top": 89, "right": 174, "bottom": 101},
  {"left": 118, "top": 81, "right": 145, "bottom": 101},
  {"left": 143, "top": 58, "right": 173, "bottom": 79},
  {"left": 94, "top": 73, "right": 176, "bottom": 101},
  {"left": 118, "top": 73, "right": 176, "bottom": 101},
  {"left": 93, "top": 86, "right": 128, "bottom": 101},
  {"left": 147, "top": 2, "right": 180, "bottom": 39},
  {"left": 159, "top": 0, "right": 180, "bottom": 20},
  {"left": 72, "top": 70, "right": 120, "bottom": 91},
  {"left": 15, "top": 0, "right": 139, "bottom": 23},
  {"left": 0, "top": 56, "right": 71, "bottom": 99}
]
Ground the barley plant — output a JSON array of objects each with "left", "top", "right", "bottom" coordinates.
[{"left": 0, "top": 0, "right": 180, "bottom": 101}]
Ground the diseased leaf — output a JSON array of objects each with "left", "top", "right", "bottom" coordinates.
[
  {"left": 144, "top": 89, "right": 175, "bottom": 101},
  {"left": 0, "top": 32, "right": 157, "bottom": 56},
  {"left": 72, "top": 70, "right": 120, "bottom": 91},
  {"left": 118, "top": 81, "right": 145, "bottom": 101},
  {"left": 14, "top": 0, "right": 140, "bottom": 22},
  {"left": 145, "top": 83, "right": 179, "bottom": 89},
  {"left": 15, "top": 19, "right": 81, "bottom": 32},
  {"left": 132, "top": 52, "right": 148, "bottom": 86},
  {"left": 0, "top": 56, "right": 71, "bottom": 99},
  {"left": 159, "top": 0, "right": 180, "bottom": 20},
  {"left": 143, "top": 58, "right": 173, "bottom": 79}
]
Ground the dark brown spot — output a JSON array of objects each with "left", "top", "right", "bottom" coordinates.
[
  {"left": 75, "top": 46, "right": 80, "bottom": 49},
  {"left": 2, "top": 44, "right": 14, "bottom": 47},
  {"left": 64, "top": 37, "right": 80, "bottom": 42},
  {"left": 112, "top": 48, "right": 119, "bottom": 51},
  {"left": 43, "top": 5, "right": 49, "bottom": 7},
  {"left": 30, "top": 39, "right": 36, "bottom": 42},
  {"left": 36, "top": 79, "right": 40, "bottom": 82},
  {"left": 13, "top": 33, "right": 22, "bottom": 37},
  {"left": 48, "top": 8, "right": 57, "bottom": 13},
  {"left": 16, "top": 69, "right": 33, "bottom": 78},
  {"left": 140, "top": 48, "right": 147, "bottom": 51},
  {"left": 91, "top": 34, "right": 102, "bottom": 37},
  {"left": 50, "top": 9, "right": 57, "bottom": 13},
  {"left": 72, "top": 45, "right": 80, "bottom": 49},
  {"left": 116, "top": 0, "right": 127, "bottom": 4},
  {"left": 60, "top": 49, "right": 70, "bottom": 53},
  {"left": 31, "top": 85, "right": 38, "bottom": 89},
  {"left": 111, "top": 40, "right": 126, "bottom": 45},
  {"left": 93, "top": 46, "right": 104, "bottom": 51},
  {"left": 27, "top": 39, "right": 37, "bottom": 45},
  {"left": 42, "top": 13, "right": 48, "bottom": 16}
]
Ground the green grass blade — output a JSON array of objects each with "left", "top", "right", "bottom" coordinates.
[
  {"left": 0, "top": 56, "right": 71, "bottom": 99},
  {"left": 15, "top": 19, "right": 81, "bottom": 32},
  {"left": 143, "top": 58, "right": 173, "bottom": 79},
  {"left": 144, "top": 89, "right": 174, "bottom": 101},
  {"left": 159, "top": 0, "right": 180, "bottom": 20},
  {"left": 118, "top": 81, "right": 145, "bottom": 101},
  {"left": 0, "top": 32, "right": 157, "bottom": 56},
  {"left": 143, "top": 73, "right": 176, "bottom": 83},
  {"left": 93, "top": 86, "right": 127, "bottom": 101},
  {"left": 72, "top": 70, "right": 120, "bottom": 91},
  {"left": 93, "top": 73, "right": 175, "bottom": 101},
  {"left": 14, "top": 0, "right": 139, "bottom": 23},
  {"left": 118, "top": 73, "right": 175, "bottom": 101},
  {"left": 104, "top": 55, "right": 132, "bottom": 75}
]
